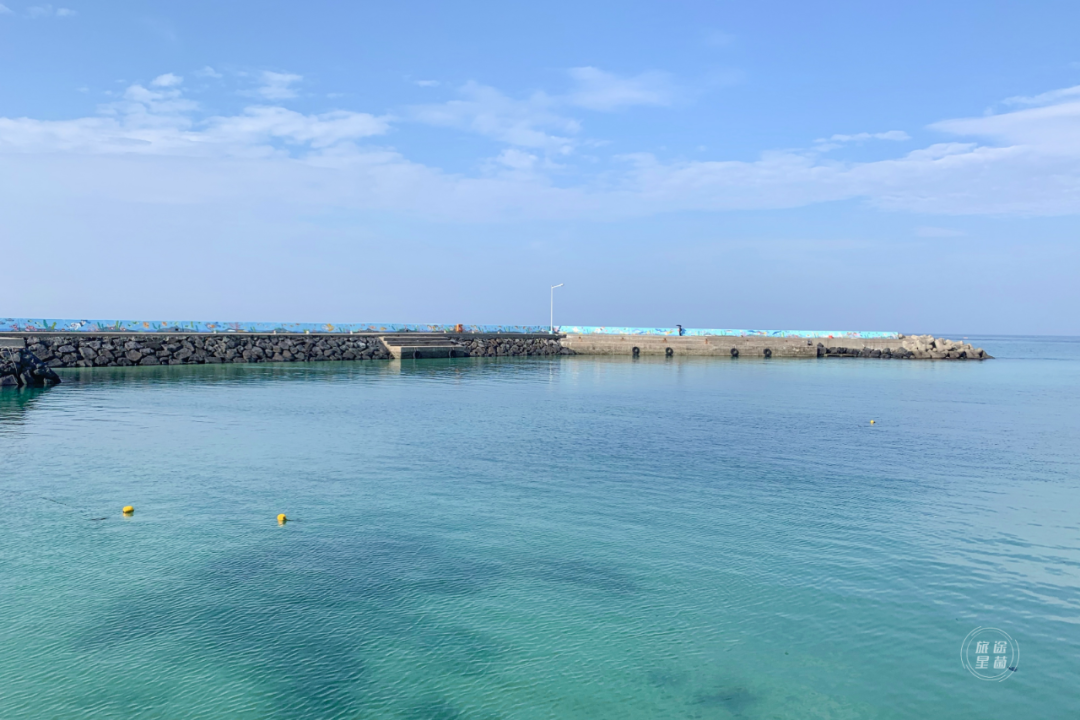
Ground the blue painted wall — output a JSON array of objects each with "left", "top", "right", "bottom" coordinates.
[
  {"left": 559, "top": 326, "right": 900, "bottom": 339},
  {"left": 0, "top": 318, "right": 550, "bottom": 334}
]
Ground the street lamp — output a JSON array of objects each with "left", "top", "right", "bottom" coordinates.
[{"left": 550, "top": 283, "right": 563, "bottom": 334}]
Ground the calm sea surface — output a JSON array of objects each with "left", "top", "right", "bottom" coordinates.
[{"left": 1, "top": 336, "right": 1078, "bottom": 719}]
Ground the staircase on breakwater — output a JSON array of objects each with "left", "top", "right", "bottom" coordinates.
[{"left": 379, "top": 334, "right": 466, "bottom": 359}]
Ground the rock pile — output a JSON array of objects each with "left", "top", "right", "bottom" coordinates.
[
  {"left": 898, "top": 335, "right": 990, "bottom": 360},
  {"left": 0, "top": 347, "right": 62, "bottom": 386},
  {"left": 458, "top": 336, "right": 572, "bottom": 357},
  {"left": 24, "top": 334, "right": 392, "bottom": 368},
  {"left": 821, "top": 335, "right": 990, "bottom": 360}
]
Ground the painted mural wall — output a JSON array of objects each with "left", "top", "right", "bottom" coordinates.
[
  {"left": 558, "top": 326, "right": 900, "bottom": 339},
  {"left": 0, "top": 318, "right": 898, "bottom": 340},
  {"left": 0, "top": 319, "right": 551, "bottom": 335}
]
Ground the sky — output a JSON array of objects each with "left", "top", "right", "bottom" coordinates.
[{"left": 1, "top": 1, "right": 1079, "bottom": 334}]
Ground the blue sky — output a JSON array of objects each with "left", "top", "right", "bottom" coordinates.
[{"left": 2, "top": 1, "right": 1079, "bottom": 334}]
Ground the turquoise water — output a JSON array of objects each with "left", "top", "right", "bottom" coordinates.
[{"left": 2, "top": 338, "right": 1078, "bottom": 719}]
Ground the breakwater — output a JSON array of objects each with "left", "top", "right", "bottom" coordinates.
[
  {"left": 1, "top": 334, "right": 569, "bottom": 371},
  {"left": 0, "top": 318, "right": 990, "bottom": 384}
]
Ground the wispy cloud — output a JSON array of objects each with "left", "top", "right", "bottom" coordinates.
[
  {"left": 196, "top": 66, "right": 223, "bottom": 79},
  {"left": 256, "top": 71, "right": 303, "bottom": 100},
  {"left": 565, "top": 67, "right": 675, "bottom": 111},
  {"left": 493, "top": 148, "right": 539, "bottom": 171},
  {"left": 916, "top": 226, "right": 966, "bottom": 237},
  {"left": 26, "top": 4, "right": 76, "bottom": 18},
  {"left": 2, "top": 78, "right": 1080, "bottom": 221},
  {"left": 1002, "top": 84, "right": 1080, "bottom": 107},
  {"left": 820, "top": 130, "right": 911, "bottom": 143},
  {"left": 409, "top": 67, "right": 676, "bottom": 153},
  {"left": 151, "top": 73, "right": 183, "bottom": 88},
  {"left": 0, "top": 4, "right": 13, "bottom": 15},
  {"left": 414, "top": 80, "right": 439, "bottom": 87},
  {"left": 410, "top": 81, "right": 578, "bottom": 152},
  {"left": 0, "top": 75, "right": 389, "bottom": 157}
]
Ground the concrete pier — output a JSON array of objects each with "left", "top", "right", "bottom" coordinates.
[{"left": 561, "top": 333, "right": 987, "bottom": 360}]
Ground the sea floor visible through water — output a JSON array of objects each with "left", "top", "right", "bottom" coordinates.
[{"left": 1, "top": 336, "right": 1078, "bottom": 719}]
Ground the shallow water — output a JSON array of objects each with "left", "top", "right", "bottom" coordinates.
[{"left": 1, "top": 337, "right": 1078, "bottom": 719}]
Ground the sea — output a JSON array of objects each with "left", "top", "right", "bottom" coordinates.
[{"left": 1, "top": 336, "right": 1077, "bottom": 719}]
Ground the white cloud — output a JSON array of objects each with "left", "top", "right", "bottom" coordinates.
[
  {"left": 26, "top": 4, "right": 75, "bottom": 17},
  {"left": 0, "top": 79, "right": 389, "bottom": 157},
  {"left": 930, "top": 100, "right": 1080, "bottom": 150},
  {"left": 205, "top": 107, "right": 390, "bottom": 150},
  {"left": 414, "top": 80, "right": 439, "bottom": 87},
  {"left": 0, "top": 4, "right": 13, "bottom": 14},
  {"left": 822, "top": 130, "right": 911, "bottom": 143},
  {"left": 494, "top": 148, "right": 538, "bottom": 171},
  {"left": 916, "top": 226, "right": 966, "bottom": 237},
  {"left": 2, "top": 79, "right": 1080, "bottom": 221},
  {"left": 409, "top": 68, "right": 674, "bottom": 152},
  {"left": 151, "top": 73, "right": 183, "bottom": 88},
  {"left": 565, "top": 67, "right": 675, "bottom": 111},
  {"left": 1002, "top": 85, "right": 1080, "bottom": 107},
  {"left": 410, "top": 81, "right": 578, "bottom": 151},
  {"left": 257, "top": 71, "right": 303, "bottom": 100},
  {"left": 196, "top": 66, "right": 223, "bottom": 79}
]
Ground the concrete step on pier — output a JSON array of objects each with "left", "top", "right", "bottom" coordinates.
[{"left": 379, "top": 334, "right": 466, "bottom": 360}]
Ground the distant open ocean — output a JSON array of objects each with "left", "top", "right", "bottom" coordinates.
[{"left": 1, "top": 336, "right": 1077, "bottom": 719}]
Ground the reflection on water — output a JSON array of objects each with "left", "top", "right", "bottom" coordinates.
[{"left": 0, "top": 385, "right": 52, "bottom": 427}]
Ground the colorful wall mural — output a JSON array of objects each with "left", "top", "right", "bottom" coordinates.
[
  {"left": 0, "top": 318, "right": 899, "bottom": 339},
  {"left": 558, "top": 326, "right": 900, "bottom": 339},
  {"left": 0, "top": 319, "right": 551, "bottom": 335}
]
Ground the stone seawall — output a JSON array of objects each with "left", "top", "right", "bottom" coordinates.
[
  {"left": 460, "top": 336, "right": 570, "bottom": 357},
  {"left": 1, "top": 333, "right": 571, "bottom": 370},
  {"left": 17, "top": 334, "right": 392, "bottom": 368}
]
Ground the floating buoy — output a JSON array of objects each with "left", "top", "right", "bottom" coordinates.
[
  {"left": 277, "top": 513, "right": 287, "bottom": 524},
  {"left": 122, "top": 505, "right": 134, "bottom": 515},
  {"left": 870, "top": 420, "right": 876, "bottom": 424}
]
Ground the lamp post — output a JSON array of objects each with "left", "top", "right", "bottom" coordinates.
[{"left": 550, "top": 284, "right": 563, "bottom": 334}]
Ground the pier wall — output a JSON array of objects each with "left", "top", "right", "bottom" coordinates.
[
  {"left": 0, "top": 319, "right": 988, "bottom": 372},
  {"left": 561, "top": 334, "right": 877, "bottom": 358}
]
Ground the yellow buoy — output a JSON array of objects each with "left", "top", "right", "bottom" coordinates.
[
  {"left": 122, "top": 505, "right": 134, "bottom": 514},
  {"left": 870, "top": 420, "right": 876, "bottom": 424},
  {"left": 277, "top": 513, "right": 287, "bottom": 524}
]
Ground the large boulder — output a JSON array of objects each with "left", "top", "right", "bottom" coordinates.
[{"left": 0, "top": 347, "right": 62, "bottom": 387}]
